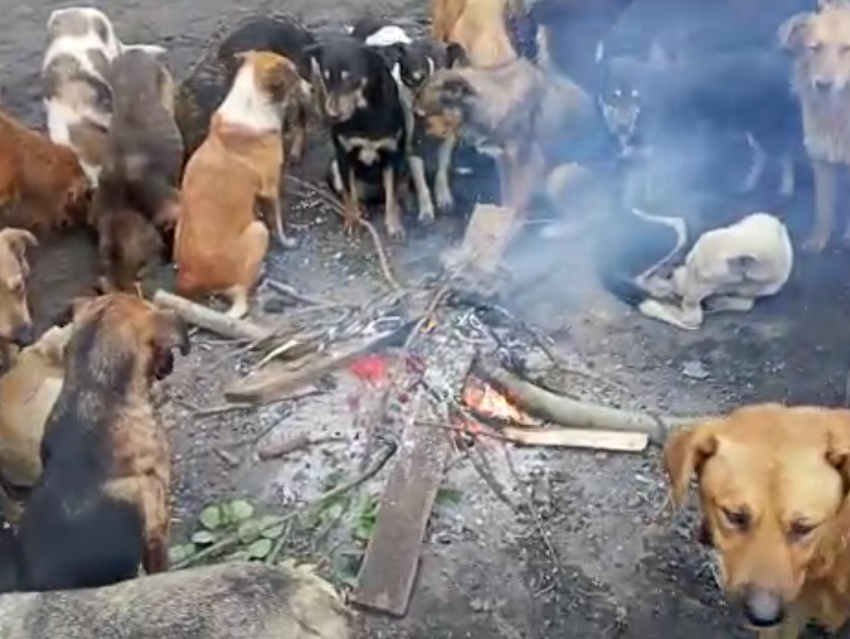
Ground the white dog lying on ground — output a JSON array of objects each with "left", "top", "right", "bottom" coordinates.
[{"left": 638, "top": 212, "right": 793, "bottom": 330}]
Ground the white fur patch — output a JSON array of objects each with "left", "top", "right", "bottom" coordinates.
[
  {"left": 217, "top": 63, "right": 285, "bottom": 131},
  {"left": 364, "top": 26, "right": 412, "bottom": 46}
]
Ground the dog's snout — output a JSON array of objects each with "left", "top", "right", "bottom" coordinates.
[
  {"left": 742, "top": 587, "right": 785, "bottom": 628},
  {"left": 12, "top": 323, "right": 34, "bottom": 348},
  {"left": 813, "top": 78, "right": 833, "bottom": 93}
]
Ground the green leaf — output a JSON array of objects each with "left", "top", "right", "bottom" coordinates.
[
  {"left": 199, "top": 505, "right": 223, "bottom": 530},
  {"left": 190, "top": 530, "right": 218, "bottom": 545},
  {"left": 318, "top": 501, "right": 346, "bottom": 527},
  {"left": 226, "top": 550, "right": 251, "bottom": 562},
  {"left": 247, "top": 538, "right": 273, "bottom": 559},
  {"left": 435, "top": 487, "right": 463, "bottom": 506},
  {"left": 229, "top": 500, "right": 255, "bottom": 522},
  {"left": 258, "top": 515, "right": 286, "bottom": 539},
  {"left": 353, "top": 517, "right": 375, "bottom": 541},
  {"left": 168, "top": 544, "right": 196, "bottom": 564},
  {"left": 237, "top": 519, "right": 262, "bottom": 542}
]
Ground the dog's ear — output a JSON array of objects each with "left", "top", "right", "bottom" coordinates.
[
  {"left": 153, "top": 309, "right": 191, "bottom": 357},
  {"left": 823, "top": 410, "right": 850, "bottom": 490},
  {"left": 663, "top": 419, "right": 722, "bottom": 509},
  {"left": 0, "top": 229, "right": 38, "bottom": 264},
  {"left": 778, "top": 13, "right": 811, "bottom": 51},
  {"left": 445, "top": 43, "right": 468, "bottom": 68},
  {"left": 52, "top": 294, "right": 98, "bottom": 327}
]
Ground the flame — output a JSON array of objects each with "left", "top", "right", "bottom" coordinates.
[{"left": 461, "top": 375, "right": 533, "bottom": 425}]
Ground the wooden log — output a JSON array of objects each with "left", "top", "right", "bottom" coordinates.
[
  {"left": 352, "top": 323, "right": 477, "bottom": 617},
  {"left": 152, "top": 290, "right": 271, "bottom": 343},
  {"left": 224, "top": 322, "right": 415, "bottom": 405},
  {"left": 501, "top": 426, "right": 647, "bottom": 451},
  {"left": 474, "top": 356, "right": 712, "bottom": 446}
]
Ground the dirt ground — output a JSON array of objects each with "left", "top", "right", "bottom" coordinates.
[{"left": 5, "top": 1, "right": 850, "bottom": 638}]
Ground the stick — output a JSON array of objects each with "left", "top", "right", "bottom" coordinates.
[
  {"left": 224, "top": 324, "right": 414, "bottom": 404},
  {"left": 256, "top": 434, "right": 341, "bottom": 461},
  {"left": 474, "top": 357, "right": 711, "bottom": 446},
  {"left": 502, "top": 426, "right": 647, "bottom": 451},
  {"left": 265, "top": 279, "right": 333, "bottom": 307},
  {"left": 153, "top": 290, "right": 271, "bottom": 343}
]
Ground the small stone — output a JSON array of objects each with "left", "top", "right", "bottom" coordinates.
[{"left": 681, "top": 360, "right": 710, "bottom": 380}]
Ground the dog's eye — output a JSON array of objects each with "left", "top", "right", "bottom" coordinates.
[
  {"left": 721, "top": 507, "right": 750, "bottom": 530},
  {"left": 808, "top": 42, "right": 823, "bottom": 53},
  {"left": 788, "top": 520, "right": 817, "bottom": 539}
]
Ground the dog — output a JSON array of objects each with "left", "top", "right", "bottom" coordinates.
[
  {"left": 780, "top": 4, "right": 850, "bottom": 252},
  {"left": 0, "top": 324, "right": 71, "bottom": 525},
  {"left": 347, "top": 17, "right": 468, "bottom": 224},
  {"left": 41, "top": 7, "right": 166, "bottom": 188},
  {"left": 606, "top": 211, "right": 793, "bottom": 331},
  {"left": 175, "top": 51, "right": 302, "bottom": 319},
  {"left": 0, "top": 108, "right": 89, "bottom": 236},
  {"left": 11, "top": 293, "right": 190, "bottom": 592},
  {"left": 310, "top": 36, "right": 409, "bottom": 239},
  {"left": 663, "top": 403, "right": 850, "bottom": 635},
  {"left": 91, "top": 48, "right": 182, "bottom": 293},
  {"left": 0, "top": 561, "right": 350, "bottom": 638},
  {"left": 175, "top": 13, "right": 316, "bottom": 164},
  {"left": 0, "top": 229, "right": 38, "bottom": 367}
]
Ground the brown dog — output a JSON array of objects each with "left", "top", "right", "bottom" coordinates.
[
  {"left": 91, "top": 48, "right": 183, "bottom": 293},
  {"left": 780, "top": 4, "right": 850, "bottom": 253},
  {"left": 0, "top": 109, "right": 89, "bottom": 236},
  {"left": 175, "top": 51, "right": 302, "bottom": 318},
  {"left": 0, "top": 228, "right": 39, "bottom": 366},
  {"left": 0, "top": 324, "right": 70, "bottom": 525},
  {"left": 13, "top": 293, "right": 190, "bottom": 592},
  {"left": 664, "top": 403, "right": 850, "bottom": 637}
]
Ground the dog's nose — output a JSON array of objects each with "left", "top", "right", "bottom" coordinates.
[
  {"left": 11, "top": 323, "right": 34, "bottom": 348},
  {"left": 814, "top": 78, "right": 832, "bottom": 93},
  {"left": 742, "top": 587, "right": 785, "bottom": 628}
]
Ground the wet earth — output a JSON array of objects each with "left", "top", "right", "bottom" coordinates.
[{"left": 4, "top": 1, "right": 850, "bottom": 638}]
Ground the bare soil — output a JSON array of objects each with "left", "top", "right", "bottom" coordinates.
[{"left": 4, "top": 1, "right": 850, "bottom": 637}]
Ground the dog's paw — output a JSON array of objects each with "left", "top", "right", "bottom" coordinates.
[
  {"left": 435, "top": 183, "right": 454, "bottom": 213},
  {"left": 387, "top": 221, "right": 407, "bottom": 242},
  {"left": 418, "top": 204, "right": 436, "bottom": 227},
  {"left": 802, "top": 233, "right": 830, "bottom": 253},
  {"left": 278, "top": 234, "right": 299, "bottom": 250}
]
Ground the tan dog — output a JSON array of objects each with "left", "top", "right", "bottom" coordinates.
[
  {"left": 175, "top": 51, "right": 302, "bottom": 318},
  {"left": 0, "top": 324, "right": 71, "bottom": 525},
  {"left": 664, "top": 403, "right": 850, "bottom": 637},
  {"left": 431, "top": 0, "right": 524, "bottom": 67},
  {"left": 0, "top": 109, "right": 89, "bottom": 236},
  {"left": 0, "top": 228, "right": 39, "bottom": 366},
  {"left": 780, "top": 3, "right": 850, "bottom": 252}
]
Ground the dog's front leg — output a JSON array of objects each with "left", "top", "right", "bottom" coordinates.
[
  {"left": 409, "top": 153, "right": 436, "bottom": 225},
  {"left": 778, "top": 152, "right": 795, "bottom": 198},
  {"left": 287, "top": 98, "right": 308, "bottom": 164},
  {"left": 340, "top": 160, "right": 364, "bottom": 237},
  {"left": 142, "top": 535, "right": 169, "bottom": 575},
  {"left": 434, "top": 136, "right": 456, "bottom": 212},
  {"left": 257, "top": 195, "right": 297, "bottom": 249},
  {"left": 804, "top": 159, "right": 836, "bottom": 252},
  {"left": 740, "top": 133, "right": 767, "bottom": 193},
  {"left": 383, "top": 165, "right": 405, "bottom": 241}
]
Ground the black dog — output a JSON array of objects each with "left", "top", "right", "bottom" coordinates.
[{"left": 309, "top": 35, "right": 409, "bottom": 240}]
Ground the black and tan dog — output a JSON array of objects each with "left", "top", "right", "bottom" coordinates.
[
  {"left": 310, "top": 35, "right": 409, "bottom": 240},
  {"left": 10, "top": 293, "right": 189, "bottom": 592},
  {"left": 91, "top": 48, "right": 183, "bottom": 293},
  {"left": 176, "top": 13, "right": 316, "bottom": 164},
  {"left": 0, "top": 561, "right": 350, "bottom": 639},
  {"left": 0, "top": 228, "right": 39, "bottom": 367}
]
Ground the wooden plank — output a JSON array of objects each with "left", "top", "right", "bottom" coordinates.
[
  {"left": 352, "top": 315, "right": 476, "bottom": 616},
  {"left": 351, "top": 390, "right": 450, "bottom": 616}
]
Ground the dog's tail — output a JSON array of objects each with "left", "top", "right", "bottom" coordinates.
[{"left": 599, "top": 266, "right": 650, "bottom": 307}]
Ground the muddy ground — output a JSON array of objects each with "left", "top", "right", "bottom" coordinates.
[{"left": 4, "top": 1, "right": 850, "bottom": 638}]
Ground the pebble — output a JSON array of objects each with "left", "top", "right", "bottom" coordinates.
[{"left": 681, "top": 360, "right": 710, "bottom": 380}]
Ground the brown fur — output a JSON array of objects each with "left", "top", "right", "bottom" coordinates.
[
  {"left": 14, "top": 293, "right": 190, "bottom": 590},
  {"left": 91, "top": 49, "right": 182, "bottom": 293},
  {"left": 431, "top": 0, "right": 524, "bottom": 67},
  {"left": 415, "top": 61, "right": 544, "bottom": 222},
  {"left": 780, "top": 6, "right": 850, "bottom": 252},
  {"left": 0, "top": 109, "right": 89, "bottom": 235},
  {"left": 664, "top": 404, "right": 850, "bottom": 636},
  {"left": 175, "top": 51, "right": 301, "bottom": 318},
  {"left": 0, "top": 228, "right": 38, "bottom": 367},
  {"left": 0, "top": 324, "right": 70, "bottom": 524}
]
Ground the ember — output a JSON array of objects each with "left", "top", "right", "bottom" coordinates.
[{"left": 461, "top": 375, "right": 538, "bottom": 426}]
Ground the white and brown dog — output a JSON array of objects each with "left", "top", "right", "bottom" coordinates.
[
  {"left": 41, "top": 7, "right": 166, "bottom": 188},
  {"left": 638, "top": 213, "right": 794, "bottom": 331}
]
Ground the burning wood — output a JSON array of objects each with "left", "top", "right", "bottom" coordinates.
[{"left": 461, "top": 374, "right": 539, "bottom": 426}]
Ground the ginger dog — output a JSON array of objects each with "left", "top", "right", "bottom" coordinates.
[
  {"left": 0, "top": 228, "right": 39, "bottom": 367},
  {"left": 0, "top": 109, "right": 89, "bottom": 235},
  {"left": 664, "top": 403, "right": 850, "bottom": 637},
  {"left": 780, "top": 4, "right": 850, "bottom": 252},
  {"left": 0, "top": 561, "right": 350, "bottom": 639},
  {"left": 13, "top": 293, "right": 190, "bottom": 592},
  {"left": 0, "top": 324, "right": 71, "bottom": 525},
  {"left": 175, "top": 51, "right": 302, "bottom": 318}
]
